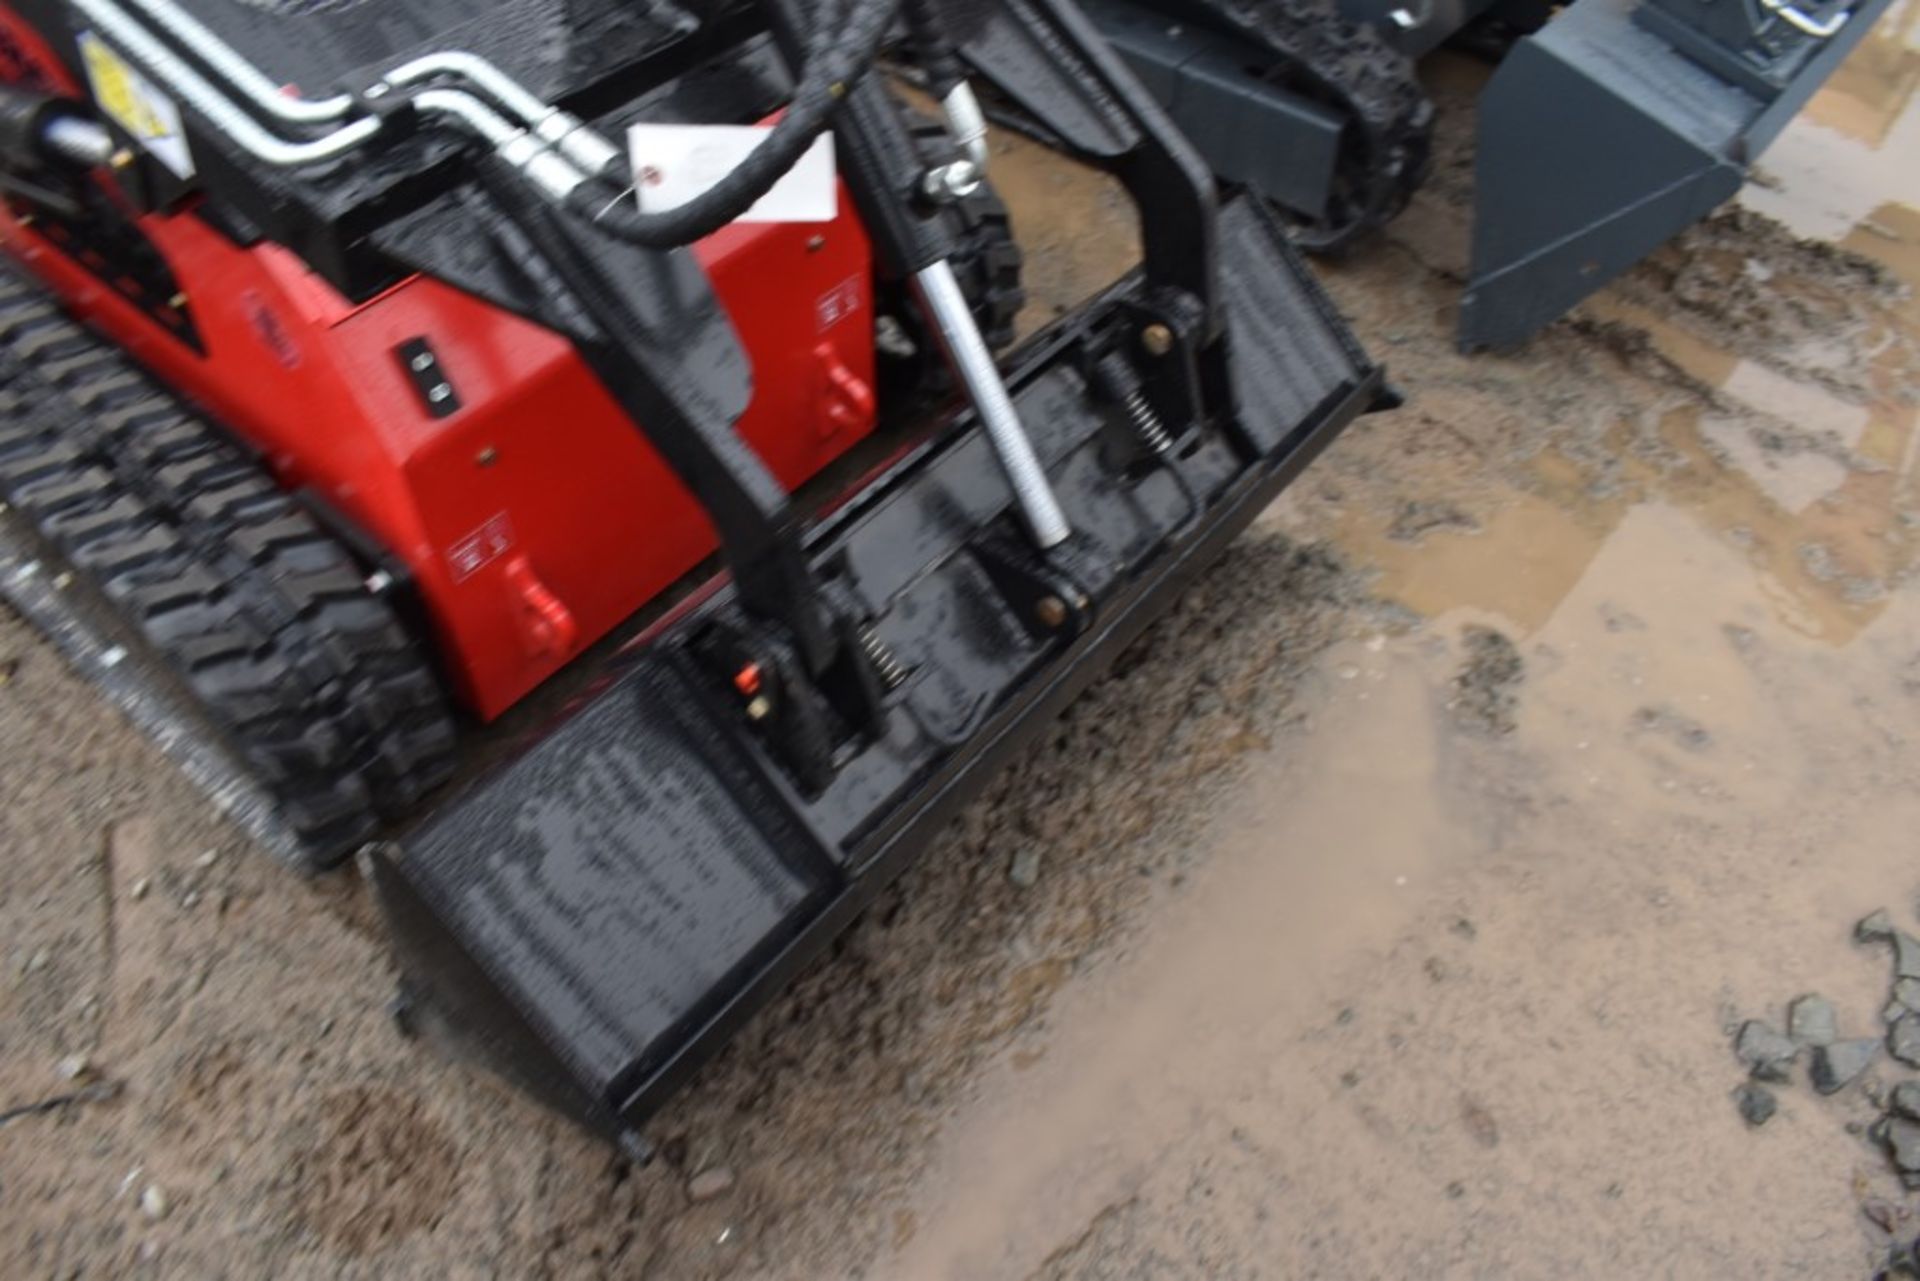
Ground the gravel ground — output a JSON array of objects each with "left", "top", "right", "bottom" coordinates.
[{"left": 4, "top": 33, "right": 1919, "bottom": 1281}]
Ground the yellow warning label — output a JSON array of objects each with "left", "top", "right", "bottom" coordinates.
[{"left": 79, "top": 32, "right": 193, "bottom": 179}]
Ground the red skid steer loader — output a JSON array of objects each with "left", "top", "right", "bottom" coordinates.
[{"left": 0, "top": 0, "right": 1386, "bottom": 1152}]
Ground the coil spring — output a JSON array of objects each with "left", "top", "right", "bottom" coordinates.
[
  {"left": 1122, "top": 386, "right": 1175, "bottom": 457},
  {"left": 859, "top": 625, "right": 909, "bottom": 690}
]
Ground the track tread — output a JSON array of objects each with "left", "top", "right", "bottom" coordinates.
[
  {"left": 0, "top": 264, "right": 456, "bottom": 869},
  {"left": 910, "top": 120, "right": 1026, "bottom": 351}
]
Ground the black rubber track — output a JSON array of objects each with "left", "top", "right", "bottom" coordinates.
[
  {"left": 945, "top": 170, "right": 1025, "bottom": 352},
  {"left": 0, "top": 264, "right": 456, "bottom": 872},
  {"left": 909, "top": 119, "right": 1026, "bottom": 351}
]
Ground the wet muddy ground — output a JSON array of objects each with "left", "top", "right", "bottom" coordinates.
[{"left": 5, "top": 11, "right": 1920, "bottom": 1279}]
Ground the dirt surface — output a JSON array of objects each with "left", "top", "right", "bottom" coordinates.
[{"left": 5, "top": 14, "right": 1920, "bottom": 1280}]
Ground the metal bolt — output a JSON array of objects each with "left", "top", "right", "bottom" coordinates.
[
  {"left": 169, "top": 292, "right": 188, "bottom": 310},
  {"left": 475, "top": 446, "right": 498, "bottom": 466},
  {"left": 109, "top": 149, "right": 135, "bottom": 171},
  {"left": 365, "top": 570, "right": 394, "bottom": 595},
  {"left": 920, "top": 160, "right": 982, "bottom": 204},
  {"left": 744, "top": 694, "right": 772, "bottom": 722},
  {"left": 1140, "top": 324, "right": 1175, "bottom": 357},
  {"left": 410, "top": 352, "right": 435, "bottom": 372},
  {"left": 427, "top": 383, "right": 452, "bottom": 403},
  {"left": 806, "top": 235, "right": 827, "bottom": 253},
  {"left": 1035, "top": 595, "right": 1068, "bottom": 629}
]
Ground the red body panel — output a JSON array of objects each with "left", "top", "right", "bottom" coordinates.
[{"left": 0, "top": 9, "right": 878, "bottom": 719}]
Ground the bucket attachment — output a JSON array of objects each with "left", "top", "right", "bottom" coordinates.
[
  {"left": 1459, "top": 0, "right": 1898, "bottom": 350},
  {"left": 367, "top": 197, "right": 1384, "bottom": 1147}
]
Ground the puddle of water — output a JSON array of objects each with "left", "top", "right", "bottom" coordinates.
[
  {"left": 1332, "top": 388, "right": 1912, "bottom": 647},
  {"left": 1331, "top": 489, "right": 1619, "bottom": 635}
]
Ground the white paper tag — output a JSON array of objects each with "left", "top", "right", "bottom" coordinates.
[{"left": 627, "top": 124, "right": 836, "bottom": 224}]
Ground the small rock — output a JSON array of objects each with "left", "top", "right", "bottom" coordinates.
[
  {"left": 1861, "top": 926, "right": 1920, "bottom": 980},
  {"left": 139, "top": 1184, "right": 169, "bottom": 1220},
  {"left": 1886, "top": 1119, "right": 1920, "bottom": 1173},
  {"left": 687, "top": 1166, "right": 735, "bottom": 1202},
  {"left": 180, "top": 890, "right": 201, "bottom": 910},
  {"left": 1732, "top": 1082, "right": 1777, "bottom": 1127},
  {"left": 128, "top": 877, "right": 149, "bottom": 901},
  {"left": 1861, "top": 910, "right": 1899, "bottom": 942},
  {"left": 1864, "top": 1196, "right": 1905, "bottom": 1233},
  {"left": 1459, "top": 1095, "right": 1499, "bottom": 1148},
  {"left": 22, "top": 947, "right": 49, "bottom": 974},
  {"left": 1789, "top": 994, "right": 1839, "bottom": 1047},
  {"left": 55, "top": 1053, "right": 92, "bottom": 1082},
  {"left": 1893, "top": 1082, "right": 1920, "bottom": 1122},
  {"left": 1891, "top": 1015, "right": 1920, "bottom": 1067},
  {"left": 1007, "top": 848, "right": 1041, "bottom": 889},
  {"left": 1735, "top": 1020, "right": 1799, "bottom": 1081},
  {"left": 1811, "top": 1037, "right": 1880, "bottom": 1094},
  {"left": 1896, "top": 934, "right": 1920, "bottom": 981},
  {"left": 1882, "top": 1238, "right": 1920, "bottom": 1279},
  {"left": 193, "top": 849, "right": 218, "bottom": 869}
]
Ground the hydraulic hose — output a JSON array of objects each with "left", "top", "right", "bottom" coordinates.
[
  {"left": 564, "top": 0, "right": 900, "bottom": 249},
  {"left": 902, "top": 0, "right": 966, "bottom": 96}
]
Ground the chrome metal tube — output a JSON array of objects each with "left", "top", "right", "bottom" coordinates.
[
  {"left": 381, "top": 52, "right": 624, "bottom": 177},
  {"left": 119, "top": 0, "right": 353, "bottom": 126},
  {"left": 383, "top": 52, "right": 551, "bottom": 130},
  {"left": 912, "top": 260, "right": 1070, "bottom": 549},
  {"left": 1757, "top": 0, "right": 1850, "bottom": 37},
  {"left": 69, "top": 0, "right": 378, "bottom": 165},
  {"left": 410, "top": 87, "right": 592, "bottom": 201},
  {"left": 408, "top": 87, "right": 522, "bottom": 148},
  {"left": 940, "top": 82, "right": 989, "bottom": 171}
]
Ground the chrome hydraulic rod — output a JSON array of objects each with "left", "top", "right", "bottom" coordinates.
[{"left": 912, "top": 260, "right": 1071, "bottom": 549}]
